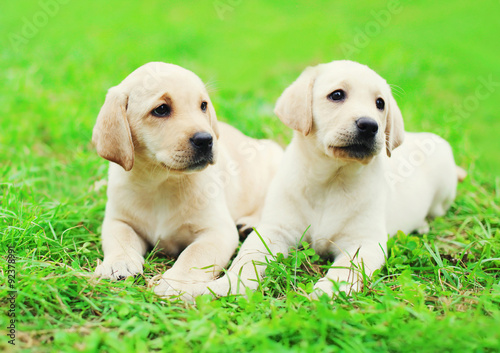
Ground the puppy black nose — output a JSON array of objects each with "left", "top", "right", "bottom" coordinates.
[
  {"left": 190, "top": 132, "right": 213, "bottom": 152},
  {"left": 356, "top": 118, "right": 378, "bottom": 138}
]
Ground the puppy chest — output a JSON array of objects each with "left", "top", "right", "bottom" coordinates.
[
  {"left": 311, "top": 214, "right": 344, "bottom": 242},
  {"left": 308, "top": 200, "right": 368, "bottom": 245},
  {"left": 117, "top": 196, "right": 192, "bottom": 247},
  {"left": 148, "top": 208, "right": 194, "bottom": 243},
  {"left": 154, "top": 223, "right": 195, "bottom": 256}
]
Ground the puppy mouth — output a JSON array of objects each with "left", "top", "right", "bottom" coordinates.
[
  {"left": 160, "top": 154, "right": 214, "bottom": 172},
  {"left": 329, "top": 143, "right": 377, "bottom": 160},
  {"left": 187, "top": 155, "right": 214, "bottom": 171},
  {"left": 337, "top": 144, "right": 373, "bottom": 154}
]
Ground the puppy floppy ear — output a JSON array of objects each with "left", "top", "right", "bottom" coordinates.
[
  {"left": 92, "top": 86, "right": 134, "bottom": 171},
  {"left": 274, "top": 67, "right": 316, "bottom": 136},
  {"left": 206, "top": 99, "right": 220, "bottom": 139},
  {"left": 385, "top": 93, "right": 405, "bottom": 157}
]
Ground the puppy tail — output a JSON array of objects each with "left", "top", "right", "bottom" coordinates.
[{"left": 456, "top": 166, "right": 467, "bottom": 182}]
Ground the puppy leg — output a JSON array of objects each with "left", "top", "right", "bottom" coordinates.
[
  {"left": 95, "top": 219, "right": 148, "bottom": 280},
  {"left": 153, "top": 229, "right": 238, "bottom": 299},
  {"left": 205, "top": 224, "right": 298, "bottom": 297},
  {"left": 311, "top": 240, "right": 387, "bottom": 299}
]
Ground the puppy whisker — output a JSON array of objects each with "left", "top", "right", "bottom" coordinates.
[
  {"left": 389, "top": 84, "right": 405, "bottom": 98},
  {"left": 204, "top": 78, "right": 219, "bottom": 93}
]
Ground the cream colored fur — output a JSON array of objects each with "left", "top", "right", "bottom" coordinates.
[
  {"left": 191, "top": 60, "right": 464, "bottom": 299},
  {"left": 92, "top": 62, "right": 283, "bottom": 298}
]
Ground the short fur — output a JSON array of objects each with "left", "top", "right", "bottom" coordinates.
[
  {"left": 92, "top": 62, "right": 283, "bottom": 298},
  {"left": 194, "top": 60, "right": 465, "bottom": 299}
]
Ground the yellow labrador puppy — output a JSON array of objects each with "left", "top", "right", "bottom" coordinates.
[
  {"left": 199, "top": 60, "right": 466, "bottom": 298},
  {"left": 92, "top": 62, "right": 283, "bottom": 298}
]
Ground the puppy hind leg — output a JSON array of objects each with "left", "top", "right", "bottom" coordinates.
[
  {"left": 416, "top": 221, "right": 430, "bottom": 234},
  {"left": 457, "top": 166, "right": 467, "bottom": 182},
  {"left": 428, "top": 191, "right": 455, "bottom": 219}
]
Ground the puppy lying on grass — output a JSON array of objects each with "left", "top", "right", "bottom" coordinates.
[
  {"left": 92, "top": 62, "right": 283, "bottom": 298},
  {"left": 197, "top": 60, "right": 466, "bottom": 299}
]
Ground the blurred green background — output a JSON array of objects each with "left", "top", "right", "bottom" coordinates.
[{"left": 1, "top": 0, "right": 499, "bottom": 182}]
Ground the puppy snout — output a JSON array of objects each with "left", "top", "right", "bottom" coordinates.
[
  {"left": 190, "top": 132, "right": 213, "bottom": 153},
  {"left": 355, "top": 118, "right": 378, "bottom": 139}
]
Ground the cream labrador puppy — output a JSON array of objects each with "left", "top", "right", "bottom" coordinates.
[
  {"left": 197, "top": 60, "right": 466, "bottom": 299},
  {"left": 92, "top": 62, "right": 283, "bottom": 297}
]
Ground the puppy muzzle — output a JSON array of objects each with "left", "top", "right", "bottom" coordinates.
[
  {"left": 187, "top": 131, "right": 214, "bottom": 170},
  {"left": 329, "top": 118, "right": 381, "bottom": 160},
  {"left": 187, "top": 153, "right": 214, "bottom": 171}
]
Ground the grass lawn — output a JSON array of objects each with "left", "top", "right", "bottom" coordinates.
[{"left": 1, "top": 0, "right": 499, "bottom": 352}]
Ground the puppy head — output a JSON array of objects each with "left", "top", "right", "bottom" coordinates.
[
  {"left": 92, "top": 62, "right": 219, "bottom": 173},
  {"left": 275, "top": 60, "right": 405, "bottom": 163}
]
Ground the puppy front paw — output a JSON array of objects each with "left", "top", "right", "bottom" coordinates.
[
  {"left": 152, "top": 276, "right": 209, "bottom": 301},
  {"left": 94, "top": 254, "right": 144, "bottom": 280},
  {"left": 205, "top": 272, "right": 257, "bottom": 297},
  {"left": 152, "top": 272, "right": 259, "bottom": 300},
  {"left": 153, "top": 277, "right": 186, "bottom": 299},
  {"left": 310, "top": 277, "right": 359, "bottom": 300}
]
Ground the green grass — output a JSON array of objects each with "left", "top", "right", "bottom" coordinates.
[{"left": 1, "top": 0, "right": 499, "bottom": 352}]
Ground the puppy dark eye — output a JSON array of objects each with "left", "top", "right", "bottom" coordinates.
[
  {"left": 201, "top": 101, "right": 207, "bottom": 112},
  {"left": 152, "top": 104, "right": 171, "bottom": 117},
  {"left": 328, "top": 90, "right": 346, "bottom": 101},
  {"left": 376, "top": 98, "right": 385, "bottom": 110}
]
